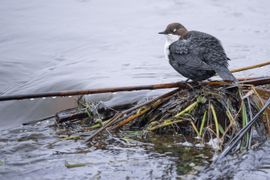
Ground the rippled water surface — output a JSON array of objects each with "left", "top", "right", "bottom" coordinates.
[{"left": 0, "top": 0, "right": 270, "bottom": 179}]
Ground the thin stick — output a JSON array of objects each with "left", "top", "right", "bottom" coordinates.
[
  {"left": 85, "top": 88, "right": 179, "bottom": 143},
  {"left": 85, "top": 113, "right": 122, "bottom": 144},
  {"left": 230, "top": 61, "right": 270, "bottom": 73},
  {"left": 0, "top": 76, "right": 269, "bottom": 102},
  {"left": 110, "top": 106, "right": 152, "bottom": 130},
  {"left": 0, "top": 82, "right": 188, "bottom": 102}
]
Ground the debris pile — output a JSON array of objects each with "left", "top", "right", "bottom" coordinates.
[{"left": 55, "top": 82, "right": 270, "bottom": 156}]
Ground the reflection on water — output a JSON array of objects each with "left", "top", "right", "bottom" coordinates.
[{"left": 0, "top": 0, "right": 270, "bottom": 179}]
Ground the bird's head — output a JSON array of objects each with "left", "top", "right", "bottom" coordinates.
[{"left": 159, "top": 23, "right": 188, "bottom": 42}]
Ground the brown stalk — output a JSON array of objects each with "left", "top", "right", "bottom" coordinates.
[
  {"left": 230, "top": 60, "right": 270, "bottom": 73},
  {"left": 0, "top": 76, "right": 269, "bottom": 102},
  {"left": 109, "top": 106, "right": 152, "bottom": 130}
]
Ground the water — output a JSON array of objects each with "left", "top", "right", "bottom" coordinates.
[
  {"left": 0, "top": 0, "right": 270, "bottom": 179},
  {"left": 0, "top": 121, "right": 179, "bottom": 179}
]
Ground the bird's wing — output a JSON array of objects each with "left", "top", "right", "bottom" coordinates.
[
  {"left": 169, "top": 40, "right": 213, "bottom": 71},
  {"left": 188, "top": 31, "right": 236, "bottom": 81}
]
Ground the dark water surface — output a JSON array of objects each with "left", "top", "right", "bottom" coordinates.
[{"left": 0, "top": 0, "right": 270, "bottom": 179}]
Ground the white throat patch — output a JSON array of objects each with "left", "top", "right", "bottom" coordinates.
[{"left": 164, "top": 34, "right": 180, "bottom": 60}]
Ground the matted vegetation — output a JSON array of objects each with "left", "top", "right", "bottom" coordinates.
[{"left": 55, "top": 83, "right": 270, "bottom": 157}]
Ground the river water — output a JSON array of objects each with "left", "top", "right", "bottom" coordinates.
[{"left": 0, "top": 0, "right": 270, "bottom": 179}]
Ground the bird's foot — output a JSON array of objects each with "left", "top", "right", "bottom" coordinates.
[{"left": 183, "top": 79, "right": 203, "bottom": 90}]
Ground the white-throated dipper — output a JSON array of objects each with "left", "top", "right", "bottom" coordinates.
[{"left": 159, "top": 22, "right": 236, "bottom": 82}]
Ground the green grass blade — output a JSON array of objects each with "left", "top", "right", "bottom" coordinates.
[
  {"left": 175, "top": 96, "right": 206, "bottom": 118},
  {"left": 199, "top": 111, "right": 207, "bottom": 137},
  {"left": 175, "top": 101, "right": 198, "bottom": 118},
  {"left": 210, "top": 104, "right": 220, "bottom": 139}
]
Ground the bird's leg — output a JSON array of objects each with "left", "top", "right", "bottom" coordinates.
[
  {"left": 193, "top": 81, "right": 203, "bottom": 90},
  {"left": 182, "top": 79, "right": 203, "bottom": 90}
]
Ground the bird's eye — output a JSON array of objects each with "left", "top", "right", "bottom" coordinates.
[{"left": 173, "top": 29, "right": 177, "bottom": 32}]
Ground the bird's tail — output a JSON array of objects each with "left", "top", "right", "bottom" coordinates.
[{"left": 215, "top": 67, "right": 237, "bottom": 82}]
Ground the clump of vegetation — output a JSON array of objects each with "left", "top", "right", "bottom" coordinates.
[{"left": 55, "top": 83, "right": 269, "bottom": 156}]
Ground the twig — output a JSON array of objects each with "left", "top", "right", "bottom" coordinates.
[
  {"left": 85, "top": 113, "right": 122, "bottom": 144},
  {"left": 239, "top": 77, "right": 270, "bottom": 86},
  {"left": 0, "top": 82, "right": 189, "bottom": 102},
  {"left": 230, "top": 60, "right": 270, "bottom": 73},
  {"left": 109, "top": 106, "right": 151, "bottom": 130}
]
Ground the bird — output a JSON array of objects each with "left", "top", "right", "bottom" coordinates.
[{"left": 159, "top": 22, "right": 237, "bottom": 82}]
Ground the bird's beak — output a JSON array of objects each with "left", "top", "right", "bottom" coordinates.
[{"left": 158, "top": 31, "right": 166, "bottom": 35}]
